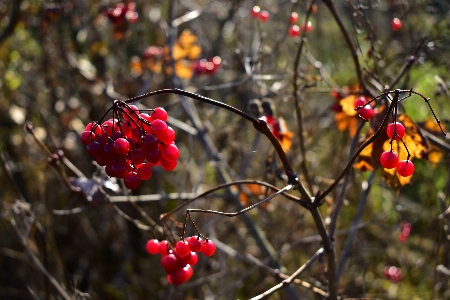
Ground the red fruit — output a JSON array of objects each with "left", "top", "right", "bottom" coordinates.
[
  {"left": 392, "top": 18, "right": 402, "bottom": 31},
  {"left": 113, "top": 138, "right": 130, "bottom": 155},
  {"left": 289, "top": 12, "right": 298, "bottom": 24},
  {"left": 150, "top": 119, "right": 168, "bottom": 139},
  {"left": 289, "top": 25, "right": 300, "bottom": 37},
  {"left": 81, "top": 131, "right": 95, "bottom": 145},
  {"left": 175, "top": 265, "right": 193, "bottom": 283},
  {"left": 380, "top": 151, "right": 398, "bottom": 169},
  {"left": 301, "top": 21, "right": 312, "bottom": 32},
  {"left": 398, "top": 233, "right": 408, "bottom": 243},
  {"left": 397, "top": 160, "right": 414, "bottom": 177},
  {"left": 158, "top": 240, "right": 169, "bottom": 255},
  {"left": 161, "top": 253, "right": 180, "bottom": 273},
  {"left": 201, "top": 240, "right": 216, "bottom": 256},
  {"left": 357, "top": 104, "right": 375, "bottom": 120},
  {"left": 151, "top": 107, "right": 168, "bottom": 122},
  {"left": 146, "top": 239, "right": 160, "bottom": 254},
  {"left": 182, "top": 252, "right": 198, "bottom": 266},
  {"left": 102, "top": 119, "right": 119, "bottom": 136},
  {"left": 86, "top": 141, "right": 102, "bottom": 158},
  {"left": 122, "top": 104, "right": 139, "bottom": 121},
  {"left": 141, "top": 134, "right": 158, "bottom": 151},
  {"left": 386, "top": 122, "right": 405, "bottom": 140},
  {"left": 136, "top": 163, "right": 153, "bottom": 180},
  {"left": 130, "top": 148, "right": 145, "bottom": 165},
  {"left": 146, "top": 148, "right": 162, "bottom": 165},
  {"left": 159, "top": 127, "right": 176, "bottom": 144},
  {"left": 175, "top": 240, "right": 191, "bottom": 257},
  {"left": 161, "top": 144, "right": 180, "bottom": 161},
  {"left": 354, "top": 96, "right": 367, "bottom": 108},
  {"left": 124, "top": 172, "right": 141, "bottom": 189},
  {"left": 259, "top": 10, "right": 269, "bottom": 22},
  {"left": 250, "top": 6, "right": 260, "bottom": 18},
  {"left": 187, "top": 236, "right": 203, "bottom": 252},
  {"left": 160, "top": 157, "right": 177, "bottom": 171}
]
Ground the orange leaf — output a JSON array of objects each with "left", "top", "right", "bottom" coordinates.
[{"left": 238, "top": 184, "right": 273, "bottom": 209}]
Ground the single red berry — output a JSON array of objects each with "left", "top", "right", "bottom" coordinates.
[
  {"left": 113, "top": 138, "right": 130, "bottom": 155},
  {"left": 150, "top": 119, "right": 168, "bottom": 139},
  {"left": 259, "top": 10, "right": 269, "bottom": 22},
  {"left": 289, "top": 12, "right": 298, "bottom": 24},
  {"left": 86, "top": 141, "right": 102, "bottom": 158},
  {"left": 130, "top": 148, "right": 145, "bottom": 165},
  {"left": 175, "top": 240, "right": 191, "bottom": 257},
  {"left": 354, "top": 96, "right": 367, "bottom": 108},
  {"left": 201, "top": 240, "right": 216, "bottom": 257},
  {"left": 161, "top": 144, "right": 180, "bottom": 161},
  {"left": 392, "top": 18, "right": 402, "bottom": 31},
  {"left": 250, "top": 6, "right": 260, "bottom": 18},
  {"left": 158, "top": 240, "right": 169, "bottom": 255},
  {"left": 175, "top": 265, "right": 193, "bottom": 283},
  {"left": 146, "top": 148, "right": 162, "bottom": 165},
  {"left": 182, "top": 252, "right": 198, "bottom": 266},
  {"left": 122, "top": 104, "right": 139, "bottom": 121},
  {"left": 146, "top": 239, "right": 160, "bottom": 254},
  {"left": 141, "top": 134, "right": 158, "bottom": 151},
  {"left": 187, "top": 236, "right": 203, "bottom": 252},
  {"left": 380, "top": 151, "right": 398, "bottom": 169},
  {"left": 151, "top": 107, "right": 168, "bottom": 122},
  {"left": 383, "top": 266, "right": 391, "bottom": 279},
  {"left": 397, "top": 160, "right": 414, "bottom": 177},
  {"left": 386, "top": 122, "right": 406, "bottom": 140},
  {"left": 81, "top": 131, "right": 96, "bottom": 145},
  {"left": 136, "top": 163, "right": 153, "bottom": 180},
  {"left": 301, "top": 21, "right": 312, "bottom": 32},
  {"left": 289, "top": 25, "right": 300, "bottom": 37},
  {"left": 161, "top": 253, "right": 180, "bottom": 274},
  {"left": 159, "top": 126, "right": 176, "bottom": 144},
  {"left": 160, "top": 157, "right": 177, "bottom": 171},
  {"left": 357, "top": 105, "right": 375, "bottom": 120},
  {"left": 124, "top": 172, "right": 141, "bottom": 189}
]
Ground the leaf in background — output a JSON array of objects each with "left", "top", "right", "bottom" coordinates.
[
  {"left": 334, "top": 95, "right": 359, "bottom": 137},
  {"left": 238, "top": 184, "right": 272, "bottom": 210}
]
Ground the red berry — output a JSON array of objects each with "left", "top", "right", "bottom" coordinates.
[
  {"left": 392, "top": 18, "right": 402, "bottom": 31},
  {"left": 301, "top": 21, "right": 312, "bottom": 32},
  {"left": 124, "top": 172, "right": 141, "bottom": 189},
  {"left": 175, "top": 240, "right": 191, "bottom": 257},
  {"left": 150, "top": 119, "right": 168, "bottom": 139},
  {"left": 130, "top": 148, "right": 145, "bottom": 165},
  {"left": 182, "top": 252, "right": 198, "bottom": 266},
  {"left": 161, "top": 144, "right": 180, "bottom": 161},
  {"left": 201, "top": 240, "right": 216, "bottom": 257},
  {"left": 151, "top": 107, "right": 168, "bottom": 122},
  {"left": 113, "top": 138, "right": 130, "bottom": 155},
  {"left": 136, "top": 163, "right": 153, "bottom": 180},
  {"left": 161, "top": 253, "right": 180, "bottom": 273},
  {"left": 146, "top": 239, "right": 160, "bottom": 254},
  {"left": 175, "top": 265, "right": 193, "bottom": 283},
  {"left": 159, "top": 127, "right": 176, "bottom": 144},
  {"left": 380, "top": 151, "right": 398, "bottom": 169},
  {"left": 289, "top": 25, "right": 300, "bottom": 37},
  {"left": 141, "top": 134, "right": 158, "bottom": 151},
  {"left": 397, "top": 160, "right": 414, "bottom": 177},
  {"left": 122, "top": 104, "right": 139, "bottom": 121},
  {"left": 158, "top": 240, "right": 169, "bottom": 255},
  {"left": 386, "top": 122, "right": 405, "bottom": 140},
  {"left": 187, "top": 236, "right": 203, "bottom": 252},
  {"left": 81, "top": 131, "right": 95, "bottom": 145},
  {"left": 160, "top": 157, "right": 177, "bottom": 171},
  {"left": 259, "top": 10, "right": 269, "bottom": 22},
  {"left": 289, "top": 12, "right": 298, "bottom": 24},
  {"left": 250, "top": 6, "right": 260, "bottom": 18},
  {"left": 354, "top": 96, "right": 367, "bottom": 108},
  {"left": 87, "top": 141, "right": 102, "bottom": 158},
  {"left": 357, "top": 104, "right": 375, "bottom": 120}
]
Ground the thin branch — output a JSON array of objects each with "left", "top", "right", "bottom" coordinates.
[{"left": 249, "top": 248, "right": 324, "bottom": 300}]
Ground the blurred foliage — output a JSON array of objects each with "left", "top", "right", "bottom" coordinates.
[{"left": 1, "top": 0, "right": 450, "bottom": 299}]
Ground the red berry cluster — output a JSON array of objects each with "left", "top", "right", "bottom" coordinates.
[
  {"left": 80, "top": 105, "right": 179, "bottom": 190},
  {"left": 194, "top": 56, "right": 222, "bottom": 75},
  {"left": 104, "top": 2, "right": 138, "bottom": 24},
  {"left": 398, "top": 221, "right": 411, "bottom": 243},
  {"left": 250, "top": 6, "right": 269, "bottom": 22},
  {"left": 379, "top": 122, "right": 415, "bottom": 177},
  {"left": 383, "top": 265, "right": 402, "bottom": 283},
  {"left": 146, "top": 236, "right": 216, "bottom": 285},
  {"left": 354, "top": 95, "right": 375, "bottom": 120},
  {"left": 288, "top": 13, "right": 312, "bottom": 37}
]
